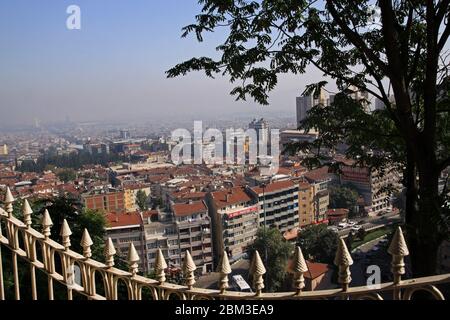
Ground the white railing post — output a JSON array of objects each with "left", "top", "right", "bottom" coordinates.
[
  {"left": 81, "top": 229, "right": 93, "bottom": 259},
  {"left": 217, "top": 251, "right": 232, "bottom": 294},
  {"left": 60, "top": 219, "right": 73, "bottom": 300},
  {"left": 388, "top": 227, "right": 409, "bottom": 300},
  {"left": 334, "top": 238, "right": 353, "bottom": 293},
  {"left": 41, "top": 209, "right": 54, "bottom": 300},
  {"left": 22, "top": 199, "right": 37, "bottom": 300},
  {"left": 154, "top": 249, "right": 168, "bottom": 284},
  {"left": 292, "top": 247, "right": 308, "bottom": 296},
  {"left": 4, "top": 189, "right": 20, "bottom": 300},
  {"left": 183, "top": 250, "right": 196, "bottom": 290},
  {"left": 251, "top": 250, "right": 266, "bottom": 297}
]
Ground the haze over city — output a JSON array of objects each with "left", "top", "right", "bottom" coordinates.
[{"left": 0, "top": 0, "right": 333, "bottom": 128}]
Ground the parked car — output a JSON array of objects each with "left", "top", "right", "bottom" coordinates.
[
  {"left": 338, "top": 223, "right": 348, "bottom": 229},
  {"left": 328, "top": 226, "right": 339, "bottom": 232}
]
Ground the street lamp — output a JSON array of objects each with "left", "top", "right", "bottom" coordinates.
[
  {"left": 261, "top": 183, "right": 267, "bottom": 230},
  {"left": 260, "top": 183, "right": 268, "bottom": 284}
]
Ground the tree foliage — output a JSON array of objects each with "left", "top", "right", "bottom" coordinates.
[
  {"left": 297, "top": 224, "right": 339, "bottom": 265},
  {"left": 136, "top": 190, "right": 149, "bottom": 211},
  {"left": 248, "top": 228, "right": 294, "bottom": 292},
  {"left": 329, "top": 185, "right": 360, "bottom": 217},
  {"left": 168, "top": 0, "right": 450, "bottom": 276},
  {"left": 18, "top": 149, "right": 126, "bottom": 173},
  {"left": 57, "top": 169, "right": 77, "bottom": 183}
]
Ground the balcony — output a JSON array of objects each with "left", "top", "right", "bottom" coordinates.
[{"left": 1, "top": 190, "right": 449, "bottom": 300}]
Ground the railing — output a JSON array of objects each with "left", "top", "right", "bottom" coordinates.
[{"left": 0, "top": 187, "right": 449, "bottom": 300}]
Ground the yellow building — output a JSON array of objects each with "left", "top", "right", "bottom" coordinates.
[{"left": 298, "top": 182, "right": 315, "bottom": 228}]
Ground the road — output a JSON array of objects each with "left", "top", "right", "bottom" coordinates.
[{"left": 338, "top": 212, "right": 402, "bottom": 238}]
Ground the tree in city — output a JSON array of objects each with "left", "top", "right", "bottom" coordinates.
[
  {"left": 248, "top": 228, "right": 294, "bottom": 292},
  {"left": 57, "top": 168, "right": 77, "bottom": 183},
  {"left": 136, "top": 190, "right": 149, "bottom": 211},
  {"left": 167, "top": 0, "right": 450, "bottom": 277},
  {"left": 329, "top": 185, "right": 360, "bottom": 218},
  {"left": 297, "top": 224, "right": 339, "bottom": 265}
]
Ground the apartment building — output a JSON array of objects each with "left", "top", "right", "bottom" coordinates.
[
  {"left": 83, "top": 190, "right": 125, "bottom": 213},
  {"left": 105, "top": 212, "right": 147, "bottom": 273},
  {"left": 297, "top": 181, "right": 315, "bottom": 228},
  {"left": 206, "top": 187, "right": 259, "bottom": 265},
  {"left": 304, "top": 167, "right": 331, "bottom": 224},
  {"left": 248, "top": 180, "right": 299, "bottom": 233},
  {"left": 143, "top": 203, "right": 213, "bottom": 274},
  {"left": 339, "top": 161, "right": 401, "bottom": 216},
  {"left": 171, "top": 201, "right": 213, "bottom": 273}
]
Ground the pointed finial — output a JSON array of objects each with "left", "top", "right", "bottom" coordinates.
[
  {"left": 60, "top": 219, "right": 72, "bottom": 250},
  {"left": 41, "top": 209, "right": 53, "bottom": 239},
  {"left": 183, "top": 251, "right": 197, "bottom": 289},
  {"left": 251, "top": 251, "right": 266, "bottom": 296},
  {"left": 154, "top": 249, "right": 168, "bottom": 284},
  {"left": 5, "top": 187, "right": 14, "bottom": 217},
  {"left": 292, "top": 247, "right": 309, "bottom": 295},
  {"left": 128, "top": 243, "right": 140, "bottom": 276},
  {"left": 104, "top": 238, "right": 116, "bottom": 268},
  {"left": 334, "top": 238, "right": 353, "bottom": 291},
  {"left": 80, "top": 229, "right": 93, "bottom": 259},
  {"left": 22, "top": 199, "right": 33, "bottom": 228},
  {"left": 217, "top": 251, "right": 232, "bottom": 293},
  {"left": 388, "top": 227, "right": 409, "bottom": 284}
]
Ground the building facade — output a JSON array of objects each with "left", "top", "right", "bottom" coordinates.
[
  {"left": 83, "top": 190, "right": 125, "bottom": 213},
  {"left": 248, "top": 180, "right": 299, "bottom": 233},
  {"left": 206, "top": 187, "right": 259, "bottom": 265}
]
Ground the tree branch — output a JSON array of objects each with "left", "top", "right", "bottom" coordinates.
[{"left": 326, "top": 0, "right": 390, "bottom": 76}]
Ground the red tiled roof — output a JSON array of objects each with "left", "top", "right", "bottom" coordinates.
[
  {"left": 106, "top": 212, "right": 142, "bottom": 229},
  {"left": 287, "top": 259, "right": 330, "bottom": 279},
  {"left": 211, "top": 187, "right": 253, "bottom": 208},
  {"left": 304, "top": 167, "right": 331, "bottom": 182},
  {"left": 172, "top": 201, "right": 208, "bottom": 217},
  {"left": 326, "top": 209, "right": 349, "bottom": 217},
  {"left": 252, "top": 180, "right": 296, "bottom": 194},
  {"left": 180, "top": 192, "right": 206, "bottom": 200},
  {"left": 305, "top": 261, "right": 330, "bottom": 279},
  {"left": 283, "top": 227, "right": 299, "bottom": 241}
]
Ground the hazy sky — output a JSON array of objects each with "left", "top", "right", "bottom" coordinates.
[{"left": 0, "top": 0, "right": 325, "bottom": 127}]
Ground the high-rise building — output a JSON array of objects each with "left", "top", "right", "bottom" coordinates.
[
  {"left": 248, "top": 180, "right": 300, "bottom": 233},
  {"left": 120, "top": 130, "right": 131, "bottom": 140},
  {"left": 0, "top": 144, "right": 8, "bottom": 156},
  {"left": 296, "top": 89, "right": 329, "bottom": 129},
  {"left": 206, "top": 187, "right": 259, "bottom": 265},
  {"left": 249, "top": 118, "right": 269, "bottom": 148}
]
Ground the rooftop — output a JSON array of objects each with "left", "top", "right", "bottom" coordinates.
[
  {"left": 252, "top": 180, "right": 297, "bottom": 195},
  {"left": 211, "top": 187, "right": 253, "bottom": 208},
  {"left": 172, "top": 201, "right": 208, "bottom": 217}
]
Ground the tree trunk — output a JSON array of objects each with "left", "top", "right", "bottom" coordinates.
[{"left": 407, "top": 158, "right": 442, "bottom": 277}]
